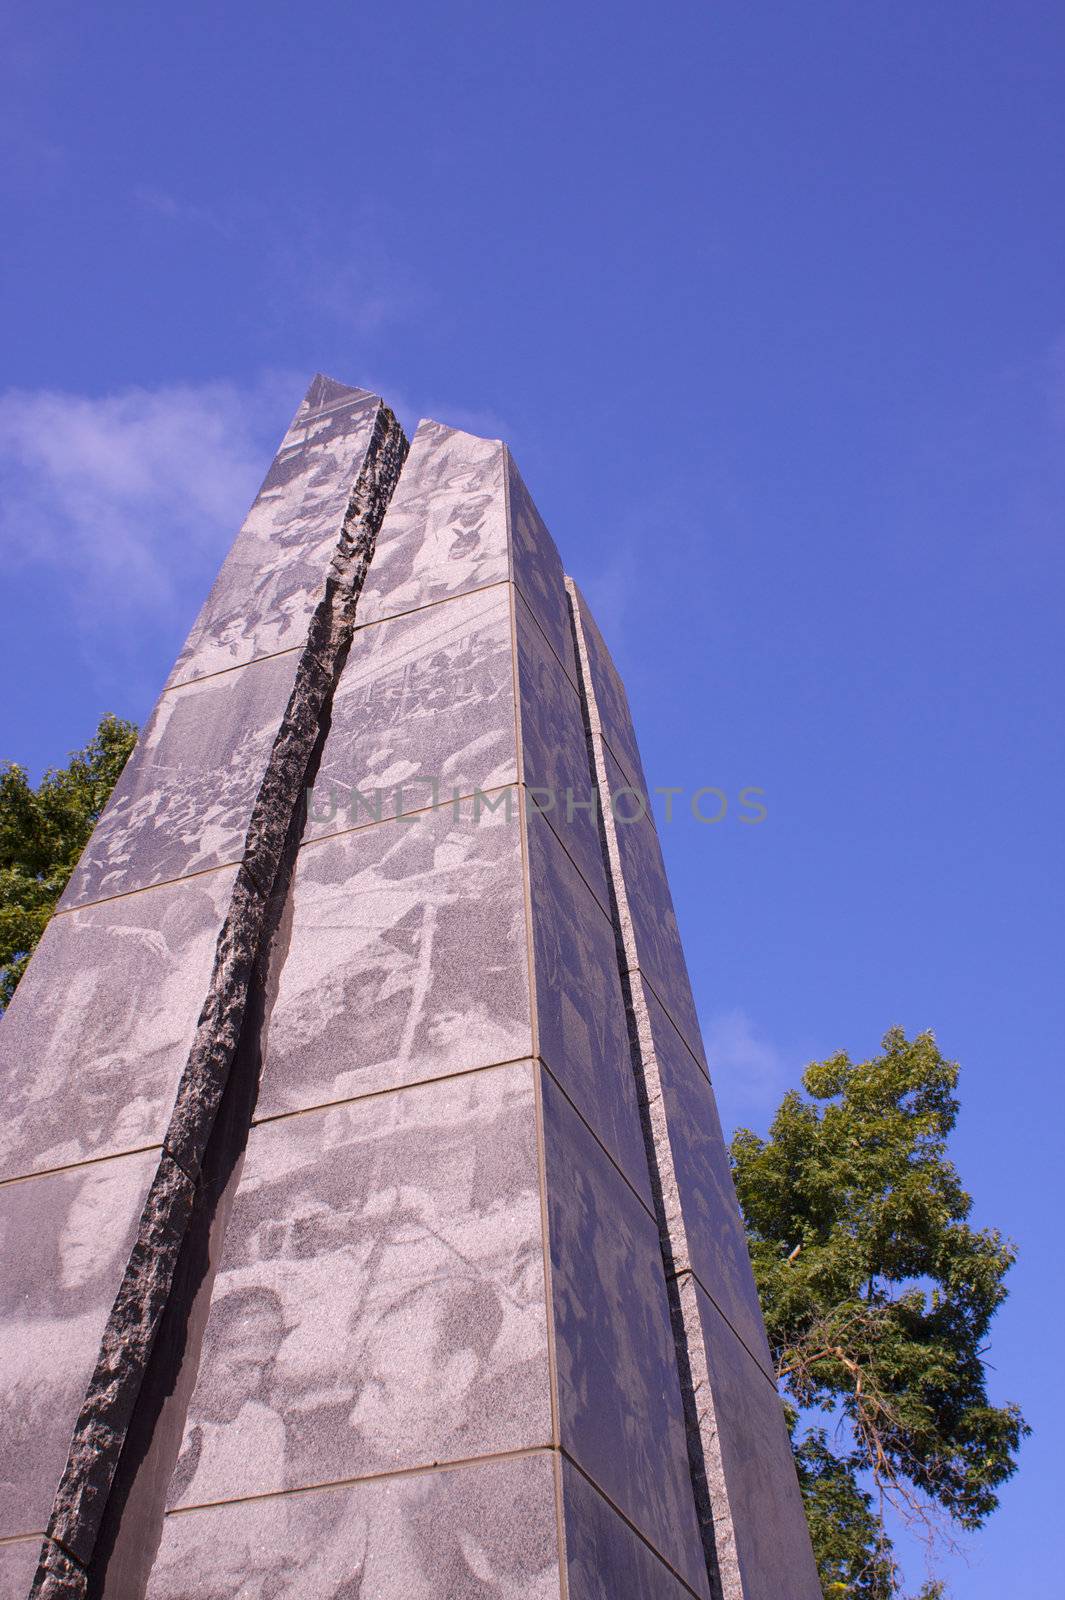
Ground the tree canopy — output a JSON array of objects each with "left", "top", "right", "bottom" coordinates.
[
  {"left": 0, "top": 713, "right": 137, "bottom": 1008},
  {"left": 731, "top": 1028, "right": 1028, "bottom": 1597}
]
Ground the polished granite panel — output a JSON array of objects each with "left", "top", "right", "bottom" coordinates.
[
  {"left": 505, "top": 452, "right": 577, "bottom": 687},
  {"left": 171, "top": 377, "right": 382, "bottom": 685},
  {"left": 0, "top": 1536, "right": 40, "bottom": 1595},
  {"left": 524, "top": 810, "right": 649, "bottom": 1205},
  {"left": 61, "top": 652, "right": 300, "bottom": 908},
  {"left": 358, "top": 421, "right": 509, "bottom": 627},
  {"left": 540, "top": 1072, "right": 708, "bottom": 1598},
  {"left": 255, "top": 800, "right": 530, "bottom": 1120},
  {"left": 562, "top": 1461, "right": 696, "bottom": 1600},
  {"left": 691, "top": 1285, "right": 819, "bottom": 1598},
  {"left": 307, "top": 584, "right": 517, "bottom": 842},
  {"left": 169, "top": 1064, "right": 550, "bottom": 1508},
  {"left": 637, "top": 978, "right": 772, "bottom": 1379},
  {"left": 0, "top": 867, "right": 238, "bottom": 1181},
  {"left": 601, "top": 745, "right": 707, "bottom": 1066},
  {"left": 152, "top": 1455, "right": 559, "bottom": 1599},
  {"left": 515, "top": 590, "right": 609, "bottom": 914},
  {"left": 0, "top": 1150, "right": 158, "bottom": 1538},
  {"left": 567, "top": 580, "right": 649, "bottom": 796}
]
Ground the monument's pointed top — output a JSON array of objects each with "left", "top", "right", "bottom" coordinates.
[{"left": 301, "top": 372, "right": 378, "bottom": 417}]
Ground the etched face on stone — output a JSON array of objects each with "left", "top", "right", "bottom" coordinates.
[
  {"left": 58, "top": 1164, "right": 136, "bottom": 1291},
  {"left": 200, "top": 1287, "right": 286, "bottom": 1423},
  {"left": 351, "top": 1274, "right": 505, "bottom": 1445}
]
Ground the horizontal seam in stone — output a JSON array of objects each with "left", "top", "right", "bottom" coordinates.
[
  {"left": 530, "top": 789, "right": 615, "bottom": 923},
  {"left": 536, "top": 1058, "right": 656, "bottom": 1226},
  {"left": 624, "top": 960, "right": 711, "bottom": 1082},
  {"left": 249, "top": 1055, "right": 657, "bottom": 1230},
  {"left": 249, "top": 1054, "right": 537, "bottom": 1128},
  {"left": 299, "top": 778, "right": 625, "bottom": 908},
  {"left": 0, "top": 1141, "right": 165, "bottom": 1190},
  {"left": 511, "top": 577, "right": 581, "bottom": 699},
  {"left": 52, "top": 858, "right": 246, "bottom": 918},
  {"left": 162, "top": 641, "right": 303, "bottom": 693},
  {"left": 291, "top": 391, "right": 380, "bottom": 425},
  {"left": 352, "top": 575, "right": 512, "bottom": 635},
  {"left": 599, "top": 732, "right": 652, "bottom": 817},
  {"left": 35, "top": 401, "right": 410, "bottom": 1581},
  {"left": 668, "top": 1267, "right": 777, "bottom": 1386},
  {"left": 164, "top": 1442, "right": 558, "bottom": 1518},
  {"left": 360, "top": 569, "right": 576, "bottom": 696},
  {"left": 298, "top": 781, "right": 521, "bottom": 849},
  {"left": 501, "top": 445, "right": 580, "bottom": 696},
  {"left": 557, "top": 1449, "right": 707, "bottom": 1600}
]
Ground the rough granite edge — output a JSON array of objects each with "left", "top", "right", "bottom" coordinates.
[
  {"left": 566, "top": 575, "right": 821, "bottom": 1600},
  {"left": 566, "top": 575, "right": 729, "bottom": 1600},
  {"left": 30, "top": 401, "right": 409, "bottom": 1593}
]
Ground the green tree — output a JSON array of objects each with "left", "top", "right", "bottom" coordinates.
[
  {"left": 0, "top": 713, "right": 137, "bottom": 1008},
  {"left": 731, "top": 1028, "right": 1027, "bottom": 1598}
]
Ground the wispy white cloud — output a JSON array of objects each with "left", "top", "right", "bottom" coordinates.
[
  {"left": 264, "top": 204, "right": 428, "bottom": 341},
  {"left": 0, "top": 373, "right": 299, "bottom": 651},
  {"left": 132, "top": 184, "right": 236, "bottom": 238},
  {"left": 703, "top": 1007, "right": 793, "bottom": 1134}
]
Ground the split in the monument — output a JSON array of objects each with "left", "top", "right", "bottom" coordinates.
[{"left": 0, "top": 375, "right": 821, "bottom": 1599}]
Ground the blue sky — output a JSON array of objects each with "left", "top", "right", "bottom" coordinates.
[{"left": 2, "top": 3, "right": 1062, "bottom": 1590}]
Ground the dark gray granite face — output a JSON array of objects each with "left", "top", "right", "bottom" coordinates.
[
  {"left": 689, "top": 1284, "right": 819, "bottom": 1600},
  {"left": 561, "top": 1461, "right": 695, "bottom": 1600},
  {"left": 515, "top": 590, "right": 609, "bottom": 915},
  {"left": 169, "top": 1064, "right": 550, "bottom": 1509},
  {"left": 358, "top": 421, "right": 510, "bottom": 628},
  {"left": 524, "top": 810, "right": 650, "bottom": 1206},
  {"left": 567, "top": 580, "right": 649, "bottom": 796},
  {"left": 0, "top": 1150, "right": 158, "bottom": 1538},
  {"left": 170, "top": 377, "right": 382, "bottom": 685},
  {"left": 0, "top": 867, "right": 238, "bottom": 1180},
  {"left": 151, "top": 1454, "right": 559, "bottom": 1599},
  {"left": 60, "top": 651, "right": 302, "bottom": 908},
  {"left": 635, "top": 977, "right": 772, "bottom": 1379},
  {"left": 601, "top": 745, "right": 707, "bottom": 1067},
  {"left": 254, "top": 800, "right": 531, "bottom": 1121},
  {"left": 0, "top": 1536, "right": 41, "bottom": 1595},
  {"left": 505, "top": 452, "right": 577, "bottom": 688},
  {"left": 307, "top": 583, "right": 517, "bottom": 842},
  {"left": 539, "top": 1072, "right": 708, "bottom": 1598}
]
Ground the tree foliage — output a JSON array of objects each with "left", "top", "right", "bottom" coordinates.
[
  {"left": 0, "top": 713, "right": 137, "bottom": 1008},
  {"left": 731, "top": 1028, "right": 1027, "bottom": 1598}
]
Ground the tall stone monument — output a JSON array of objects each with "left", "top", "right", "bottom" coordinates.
[{"left": 0, "top": 377, "right": 820, "bottom": 1599}]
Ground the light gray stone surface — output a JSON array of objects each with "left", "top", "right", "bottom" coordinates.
[
  {"left": 601, "top": 744, "right": 707, "bottom": 1067},
  {"left": 358, "top": 421, "right": 509, "bottom": 628},
  {"left": 561, "top": 1461, "right": 696, "bottom": 1600},
  {"left": 60, "top": 651, "right": 303, "bottom": 909},
  {"left": 525, "top": 809, "right": 650, "bottom": 1205},
  {"left": 0, "top": 868, "right": 238, "bottom": 1180},
  {"left": 151, "top": 1455, "right": 560, "bottom": 1599},
  {"left": 634, "top": 975, "right": 772, "bottom": 1378},
  {"left": 254, "top": 799, "right": 531, "bottom": 1120},
  {"left": 170, "top": 376, "right": 382, "bottom": 685},
  {"left": 539, "top": 1071, "right": 708, "bottom": 1598},
  {"left": 0, "top": 1150, "right": 159, "bottom": 1538},
  {"left": 687, "top": 1284, "right": 818, "bottom": 1600},
  {"left": 0, "top": 1538, "right": 41, "bottom": 1595},
  {"left": 307, "top": 583, "right": 517, "bottom": 841},
  {"left": 169, "top": 1063, "right": 550, "bottom": 1509}
]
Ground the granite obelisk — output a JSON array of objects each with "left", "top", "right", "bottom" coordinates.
[{"left": 0, "top": 377, "right": 820, "bottom": 1599}]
